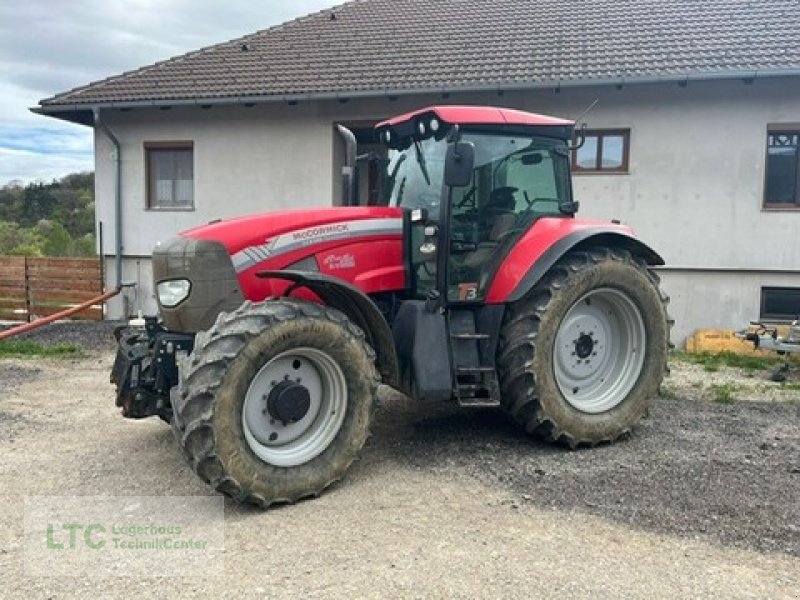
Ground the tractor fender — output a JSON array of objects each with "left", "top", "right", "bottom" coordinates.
[
  {"left": 256, "top": 270, "right": 399, "bottom": 387},
  {"left": 487, "top": 225, "right": 664, "bottom": 304}
]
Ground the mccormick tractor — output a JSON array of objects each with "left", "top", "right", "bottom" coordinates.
[{"left": 111, "top": 106, "right": 670, "bottom": 507}]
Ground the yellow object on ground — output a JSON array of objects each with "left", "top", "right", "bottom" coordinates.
[{"left": 685, "top": 327, "right": 790, "bottom": 356}]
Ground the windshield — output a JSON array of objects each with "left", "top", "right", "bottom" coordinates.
[
  {"left": 385, "top": 136, "right": 446, "bottom": 213},
  {"left": 384, "top": 131, "right": 571, "bottom": 219}
]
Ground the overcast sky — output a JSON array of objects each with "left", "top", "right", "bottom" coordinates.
[{"left": 0, "top": 0, "right": 340, "bottom": 184}]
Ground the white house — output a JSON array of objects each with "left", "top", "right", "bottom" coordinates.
[{"left": 34, "top": 0, "right": 800, "bottom": 344}]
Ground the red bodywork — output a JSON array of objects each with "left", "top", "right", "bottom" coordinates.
[
  {"left": 181, "top": 207, "right": 635, "bottom": 305},
  {"left": 484, "top": 218, "right": 635, "bottom": 303},
  {"left": 183, "top": 206, "right": 405, "bottom": 301}
]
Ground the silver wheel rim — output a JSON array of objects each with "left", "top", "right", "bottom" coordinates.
[
  {"left": 553, "top": 288, "right": 646, "bottom": 414},
  {"left": 242, "top": 347, "right": 347, "bottom": 467}
]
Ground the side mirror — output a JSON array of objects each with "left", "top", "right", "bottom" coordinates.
[{"left": 444, "top": 141, "right": 475, "bottom": 187}]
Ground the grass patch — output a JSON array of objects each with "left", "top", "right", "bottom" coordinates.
[
  {"left": 0, "top": 340, "right": 79, "bottom": 358},
  {"left": 779, "top": 381, "right": 800, "bottom": 392},
  {"left": 710, "top": 383, "right": 738, "bottom": 404},
  {"left": 659, "top": 385, "right": 678, "bottom": 400},
  {"left": 671, "top": 350, "right": 785, "bottom": 371}
]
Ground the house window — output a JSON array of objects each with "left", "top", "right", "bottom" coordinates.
[
  {"left": 760, "top": 287, "right": 800, "bottom": 321},
  {"left": 572, "top": 129, "right": 630, "bottom": 173},
  {"left": 146, "top": 142, "right": 194, "bottom": 209},
  {"left": 764, "top": 130, "right": 800, "bottom": 208}
]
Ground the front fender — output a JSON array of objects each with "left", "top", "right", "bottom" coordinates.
[
  {"left": 485, "top": 219, "right": 664, "bottom": 304},
  {"left": 256, "top": 270, "right": 399, "bottom": 387}
]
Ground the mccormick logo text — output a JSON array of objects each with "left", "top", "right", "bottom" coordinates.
[{"left": 292, "top": 223, "right": 349, "bottom": 241}]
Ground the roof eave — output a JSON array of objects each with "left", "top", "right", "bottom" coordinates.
[{"left": 32, "top": 68, "right": 800, "bottom": 126}]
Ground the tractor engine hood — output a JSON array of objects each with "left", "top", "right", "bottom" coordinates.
[
  {"left": 153, "top": 206, "right": 405, "bottom": 333},
  {"left": 180, "top": 206, "right": 402, "bottom": 256}
]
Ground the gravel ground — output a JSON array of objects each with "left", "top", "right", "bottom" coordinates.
[
  {"left": 0, "top": 320, "right": 121, "bottom": 354},
  {"left": 0, "top": 322, "right": 799, "bottom": 598}
]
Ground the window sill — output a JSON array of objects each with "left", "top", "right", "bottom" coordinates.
[
  {"left": 572, "top": 170, "right": 630, "bottom": 176},
  {"left": 762, "top": 205, "right": 800, "bottom": 212},
  {"left": 145, "top": 207, "right": 196, "bottom": 212}
]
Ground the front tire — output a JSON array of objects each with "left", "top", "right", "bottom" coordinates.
[
  {"left": 497, "top": 247, "right": 670, "bottom": 447},
  {"left": 171, "top": 299, "right": 379, "bottom": 507}
]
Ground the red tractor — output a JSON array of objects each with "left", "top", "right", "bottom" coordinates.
[{"left": 112, "top": 106, "right": 670, "bottom": 507}]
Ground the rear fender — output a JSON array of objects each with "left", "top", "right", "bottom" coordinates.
[
  {"left": 256, "top": 270, "right": 399, "bottom": 387},
  {"left": 486, "top": 224, "right": 664, "bottom": 304}
]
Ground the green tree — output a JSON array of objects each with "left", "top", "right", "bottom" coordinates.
[{"left": 0, "top": 172, "right": 96, "bottom": 257}]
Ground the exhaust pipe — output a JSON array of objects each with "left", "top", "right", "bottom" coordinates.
[{"left": 336, "top": 124, "right": 356, "bottom": 206}]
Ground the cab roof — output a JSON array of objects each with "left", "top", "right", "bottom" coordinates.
[{"left": 376, "top": 105, "right": 573, "bottom": 129}]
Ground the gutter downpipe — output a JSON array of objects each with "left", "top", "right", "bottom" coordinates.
[{"left": 92, "top": 107, "right": 123, "bottom": 289}]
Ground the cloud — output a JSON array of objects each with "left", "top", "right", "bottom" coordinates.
[
  {"left": 0, "top": 0, "right": 340, "bottom": 183},
  {"left": 0, "top": 147, "right": 93, "bottom": 185}
]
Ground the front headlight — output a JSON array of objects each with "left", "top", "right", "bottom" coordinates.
[{"left": 156, "top": 279, "right": 191, "bottom": 308}]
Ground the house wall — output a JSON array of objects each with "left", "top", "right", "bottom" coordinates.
[{"left": 95, "top": 77, "right": 800, "bottom": 343}]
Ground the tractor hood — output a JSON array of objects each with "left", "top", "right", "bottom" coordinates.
[
  {"left": 153, "top": 205, "right": 406, "bottom": 332},
  {"left": 179, "top": 206, "right": 403, "bottom": 256}
]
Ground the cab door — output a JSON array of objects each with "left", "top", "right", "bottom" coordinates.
[{"left": 444, "top": 132, "right": 570, "bottom": 303}]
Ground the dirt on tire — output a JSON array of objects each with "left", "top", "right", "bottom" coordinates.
[{"left": 171, "top": 299, "right": 379, "bottom": 507}]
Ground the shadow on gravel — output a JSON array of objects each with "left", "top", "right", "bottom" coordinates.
[{"left": 375, "top": 397, "right": 800, "bottom": 557}]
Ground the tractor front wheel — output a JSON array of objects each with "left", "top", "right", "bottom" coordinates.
[
  {"left": 171, "top": 299, "right": 379, "bottom": 507},
  {"left": 497, "top": 247, "right": 669, "bottom": 447}
]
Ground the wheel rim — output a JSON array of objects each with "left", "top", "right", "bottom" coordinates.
[
  {"left": 242, "top": 347, "right": 347, "bottom": 467},
  {"left": 553, "top": 288, "right": 646, "bottom": 414}
]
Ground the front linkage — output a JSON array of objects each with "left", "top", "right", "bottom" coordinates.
[{"left": 110, "top": 317, "right": 194, "bottom": 420}]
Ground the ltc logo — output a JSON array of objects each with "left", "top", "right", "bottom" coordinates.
[
  {"left": 47, "top": 523, "right": 106, "bottom": 550},
  {"left": 323, "top": 254, "right": 356, "bottom": 270}
]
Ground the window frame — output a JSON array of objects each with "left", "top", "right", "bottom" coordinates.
[
  {"left": 763, "top": 125, "right": 800, "bottom": 211},
  {"left": 571, "top": 128, "right": 631, "bottom": 175},
  {"left": 144, "top": 141, "right": 195, "bottom": 211},
  {"left": 760, "top": 286, "right": 800, "bottom": 322}
]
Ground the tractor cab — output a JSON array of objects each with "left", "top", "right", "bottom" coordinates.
[{"left": 375, "top": 106, "right": 575, "bottom": 304}]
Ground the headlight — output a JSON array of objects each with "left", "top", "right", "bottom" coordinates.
[{"left": 156, "top": 279, "right": 191, "bottom": 307}]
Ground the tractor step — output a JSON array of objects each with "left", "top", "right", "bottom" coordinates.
[
  {"left": 449, "top": 308, "right": 501, "bottom": 407},
  {"left": 457, "top": 397, "right": 501, "bottom": 408},
  {"left": 451, "top": 333, "right": 490, "bottom": 340},
  {"left": 453, "top": 379, "right": 501, "bottom": 407},
  {"left": 456, "top": 366, "right": 494, "bottom": 373}
]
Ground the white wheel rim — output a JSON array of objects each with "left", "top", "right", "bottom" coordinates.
[
  {"left": 553, "top": 288, "right": 646, "bottom": 414},
  {"left": 242, "top": 347, "right": 347, "bottom": 467}
]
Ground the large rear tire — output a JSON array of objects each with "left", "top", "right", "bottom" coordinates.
[
  {"left": 497, "top": 247, "right": 670, "bottom": 447},
  {"left": 171, "top": 299, "right": 379, "bottom": 507}
]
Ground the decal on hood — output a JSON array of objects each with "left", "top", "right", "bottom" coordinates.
[{"left": 231, "top": 217, "right": 403, "bottom": 273}]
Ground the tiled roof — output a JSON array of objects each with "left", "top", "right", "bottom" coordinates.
[{"left": 39, "top": 0, "right": 800, "bottom": 108}]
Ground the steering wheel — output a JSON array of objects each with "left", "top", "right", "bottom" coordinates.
[{"left": 486, "top": 186, "right": 518, "bottom": 214}]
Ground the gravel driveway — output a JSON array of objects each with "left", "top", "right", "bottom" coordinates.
[{"left": 0, "top": 323, "right": 798, "bottom": 598}]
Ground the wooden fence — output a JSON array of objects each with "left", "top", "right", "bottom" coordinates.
[{"left": 0, "top": 256, "right": 103, "bottom": 321}]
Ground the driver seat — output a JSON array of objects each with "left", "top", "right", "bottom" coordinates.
[{"left": 463, "top": 212, "right": 517, "bottom": 270}]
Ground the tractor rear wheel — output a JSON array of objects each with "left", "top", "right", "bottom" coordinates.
[
  {"left": 497, "top": 247, "right": 669, "bottom": 447},
  {"left": 171, "top": 299, "right": 379, "bottom": 507}
]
